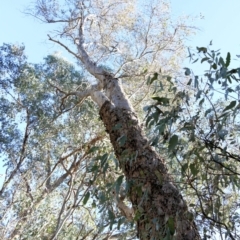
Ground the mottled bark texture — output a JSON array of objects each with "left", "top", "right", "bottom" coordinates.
[{"left": 99, "top": 101, "right": 200, "bottom": 240}]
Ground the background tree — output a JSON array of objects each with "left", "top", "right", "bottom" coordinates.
[{"left": 0, "top": 44, "right": 110, "bottom": 239}]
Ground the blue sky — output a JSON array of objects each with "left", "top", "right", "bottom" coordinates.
[
  {"left": 1, "top": 1, "right": 60, "bottom": 62},
  {"left": 1, "top": 0, "right": 240, "bottom": 64},
  {"left": 171, "top": 0, "right": 240, "bottom": 55}
]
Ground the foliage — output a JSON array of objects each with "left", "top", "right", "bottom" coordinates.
[
  {"left": 0, "top": 43, "right": 137, "bottom": 239},
  {"left": 146, "top": 44, "right": 240, "bottom": 239},
  {"left": 29, "top": 0, "right": 193, "bottom": 114}
]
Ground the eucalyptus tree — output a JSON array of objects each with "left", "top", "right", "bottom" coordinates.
[
  {"left": 0, "top": 44, "right": 111, "bottom": 239},
  {"left": 0, "top": 0, "right": 200, "bottom": 239}
]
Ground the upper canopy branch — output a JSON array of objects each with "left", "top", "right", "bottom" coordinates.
[
  {"left": 47, "top": 34, "right": 109, "bottom": 85},
  {"left": 77, "top": 15, "right": 111, "bottom": 83},
  {"left": 48, "top": 76, "right": 107, "bottom": 107}
]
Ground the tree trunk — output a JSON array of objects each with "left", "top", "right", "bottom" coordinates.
[{"left": 99, "top": 96, "right": 200, "bottom": 239}]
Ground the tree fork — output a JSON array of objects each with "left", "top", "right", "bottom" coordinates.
[{"left": 99, "top": 101, "right": 200, "bottom": 240}]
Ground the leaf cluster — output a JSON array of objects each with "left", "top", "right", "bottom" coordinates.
[{"left": 146, "top": 45, "right": 240, "bottom": 239}]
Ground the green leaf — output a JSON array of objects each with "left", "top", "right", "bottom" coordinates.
[
  {"left": 166, "top": 75, "right": 173, "bottom": 84},
  {"left": 118, "top": 135, "right": 127, "bottom": 146},
  {"left": 143, "top": 105, "right": 151, "bottom": 112},
  {"left": 223, "top": 101, "right": 236, "bottom": 111},
  {"left": 183, "top": 67, "right": 191, "bottom": 76},
  {"left": 181, "top": 163, "right": 188, "bottom": 174},
  {"left": 167, "top": 217, "right": 175, "bottom": 235},
  {"left": 156, "top": 123, "right": 166, "bottom": 134},
  {"left": 197, "top": 47, "right": 207, "bottom": 53},
  {"left": 92, "top": 200, "right": 96, "bottom": 208},
  {"left": 204, "top": 108, "right": 212, "bottom": 117},
  {"left": 150, "top": 136, "right": 159, "bottom": 146},
  {"left": 201, "top": 57, "right": 210, "bottom": 63},
  {"left": 194, "top": 76, "right": 199, "bottom": 89},
  {"left": 152, "top": 97, "right": 170, "bottom": 106},
  {"left": 218, "top": 129, "right": 228, "bottom": 140},
  {"left": 187, "top": 78, "right": 192, "bottom": 85},
  {"left": 199, "top": 98, "right": 205, "bottom": 106},
  {"left": 190, "top": 163, "right": 199, "bottom": 176},
  {"left": 88, "top": 146, "right": 100, "bottom": 153},
  {"left": 108, "top": 209, "right": 115, "bottom": 220},
  {"left": 103, "top": 162, "right": 109, "bottom": 174},
  {"left": 192, "top": 58, "right": 198, "bottom": 63},
  {"left": 117, "top": 217, "right": 125, "bottom": 230},
  {"left": 226, "top": 52, "right": 231, "bottom": 67},
  {"left": 83, "top": 192, "right": 90, "bottom": 205},
  {"left": 115, "top": 175, "right": 124, "bottom": 194},
  {"left": 146, "top": 115, "right": 152, "bottom": 127},
  {"left": 195, "top": 90, "right": 202, "bottom": 100},
  {"left": 212, "top": 63, "right": 217, "bottom": 70},
  {"left": 112, "top": 123, "right": 122, "bottom": 130},
  {"left": 88, "top": 165, "right": 99, "bottom": 172},
  {"left": 186, "top": 212, "right": 194, "bottom": 221},
  {"left": 219, "top": 57, "right": 225, "bottom": 67},
  {"left": 99, "top": 192, "right": 106, "bottom": 205},
  {"left": 100, "top": 154, "right": 108, "bottom": 167},
  {"left": 151, "top": 111, "right": 160, "bottom": 122},
  {"left": 149, "top": 72, "right": 158, "bottom": 84},
  {"left": 168, "top": 135, "right": 178, "bottom": 151}
]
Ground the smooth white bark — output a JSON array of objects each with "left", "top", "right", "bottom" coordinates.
[
  {"left": 77, "top": 18, "right": 107, "bottom": 83},
  {"left": 104, "top": 79, "right": 133, "bottom": 111},
  {"left": 90, "top": 91, "right": 109, "bottom": 108}
]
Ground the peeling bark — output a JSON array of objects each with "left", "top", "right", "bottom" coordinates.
[{"left": 99, "top": 100, "right": 200, "bottom": 240}]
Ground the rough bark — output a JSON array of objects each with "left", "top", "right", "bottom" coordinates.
[{"left": 99, "top": 98, "right": 200, "bottom": 239}]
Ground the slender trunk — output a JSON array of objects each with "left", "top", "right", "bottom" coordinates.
[{"left": 99, "top": 98, "right": 200, "bottom": 239}]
